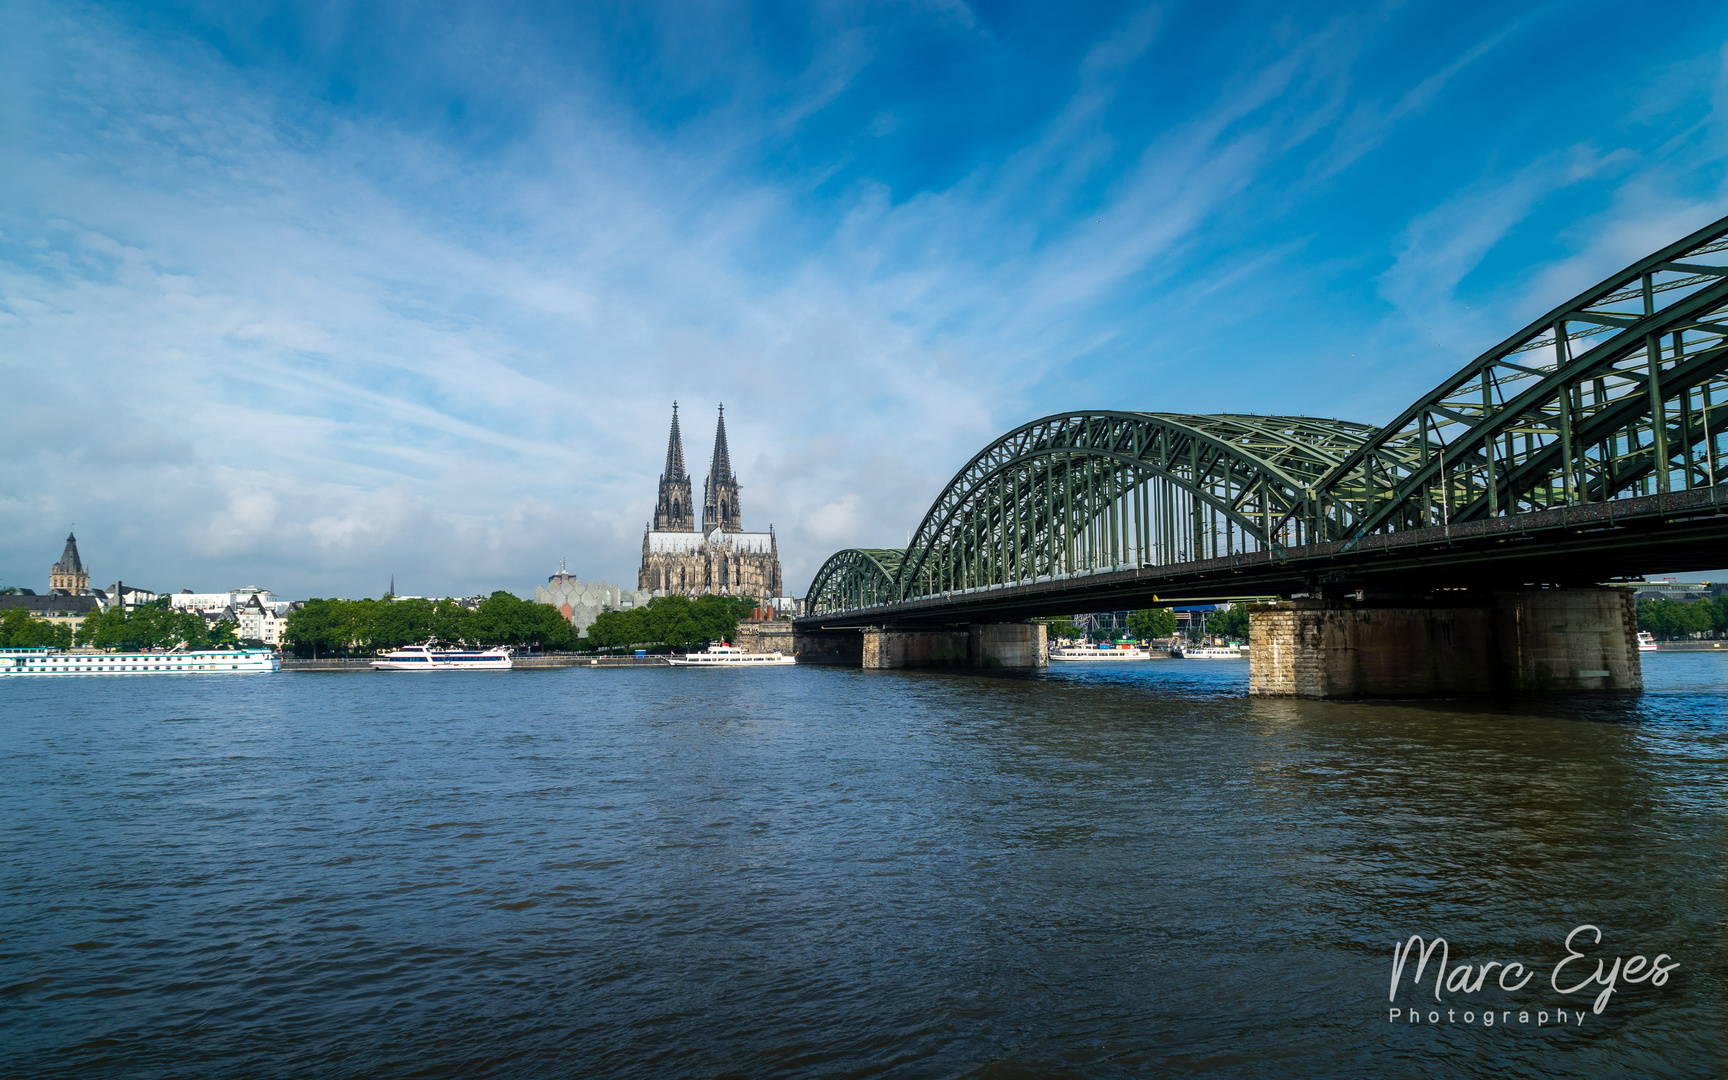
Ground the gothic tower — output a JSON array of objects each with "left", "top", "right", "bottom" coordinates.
[
  {"left": 702, "top": 404, "right": 742, "bottom": 533},
  {"left": 653, "top": 403, "right": 696, "bottom": 532},
  {"left": 50, "top": 529, "right": 88, "bottom": 594}
]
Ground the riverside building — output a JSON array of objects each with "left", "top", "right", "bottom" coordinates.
[
  {"left": 638, "top": 404, "right": 784, "bottom": 600},
  {"left": 534, "top": 561, "right": 650, "bottom": 638}
]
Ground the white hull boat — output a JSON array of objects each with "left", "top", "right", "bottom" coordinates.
[
  {"left": 1637, "top": 631, "right": 1658, "bottom": 652},
  {"left": 371, "top": 644, "right": 514, "bottom": 670},
  {"left": 1169, "top": 644, "right": 1249, "bottom": 659},
  {"left": 1049, "top": 643, "right": 1151, "bottom": 661},
  {"left": 668, "top": 643, "right": 794, "bottom": 666},
  {"left": 0, "top": 647, "right": 280, "bottom": 676}
]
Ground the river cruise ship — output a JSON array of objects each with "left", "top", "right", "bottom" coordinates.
[
  {"left": 668, "top": 643, "right": 794, "bottom": 666},
  {"left": 370, "top": 644, "right": 514, "bottom": 671},
  {"left": 0, "top": 647, "right": 280, "bottom": 676},
  {"left": 1169, "top": 643, "right": 1249, "bottom": 659},
  {"left": 1049, "top": 641, "right": 1151, "bottom": 661}
]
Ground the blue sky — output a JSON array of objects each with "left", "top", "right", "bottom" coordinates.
[{"left": 3, "top": 0, "right": 1727, "bottom": 600}]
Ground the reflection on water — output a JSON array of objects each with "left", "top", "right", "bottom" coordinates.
[{"left": 1, "top": 655, "right": 1723, "bottom": 1077}]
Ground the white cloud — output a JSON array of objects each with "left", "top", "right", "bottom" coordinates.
[{"left": 4, "top": 2, "right": 1727, "bottom": 603}]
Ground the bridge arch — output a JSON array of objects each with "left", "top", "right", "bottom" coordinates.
[
  {"left": 805, "top": 548, "right": 906, "bottom": 615},
  {"left": 888, "top": 412, "right": 1407, "bottom": 607},
  {"left": 1293, "top": 213, "right": 1728, "bottom": 538}
]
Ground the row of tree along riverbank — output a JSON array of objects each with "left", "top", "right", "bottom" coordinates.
[
  {"left": 0, "top": 602, "right": 238, "bottom": 652},
  {"left": 281, "top": 593, "right": 759, "bottom": 657},
  {"left": 1638, "top": 595, "right": 1728, "bottom": 639},
  {"left": 1046, "top": 608, "right": 1248, "bottom": 642}
]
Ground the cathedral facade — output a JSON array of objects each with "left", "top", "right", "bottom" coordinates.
[{"left": 640, "top": 404, "right": 784, "bottom": 600}]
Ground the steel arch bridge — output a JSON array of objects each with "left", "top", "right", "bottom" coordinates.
[{"left": 803, "top": 213, "right": 1728, "bottom": 627}]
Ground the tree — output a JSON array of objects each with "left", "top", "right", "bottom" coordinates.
[
  {"left": 580, "top": 594, "right": 754, "bottom": 651},
  {"left": 1211, "top": 605, "right": 1250, "bottom": 640},
  {"left": 691, "top": 594, "right": 755, "bottom": 643},
  {"left": 76, "top": 605, "right": 209, "bottom": 650},
  {"left": 284, "top": 599, "right": 354, "bottom": 657},
  {"left": 586, "top": 607, "right": 651, "bottom": 650},
  {"left": 1127, "top": 608, "right": 1178, "bottom": 640},
  {"left": 0, "top": 608, "right": 73, "bottom": 649},
  {"left": 644, "top": 595, "right": 702, "bottom": 650},
  {"left": 465, "top": 591, "right": 574, "bottom": 648},
  {"left": 1636, "top": 596, "right": 1725, "bottom": 640},
  {"left": 1043, "top": 619, "right": 1082, "bottom": 640}
]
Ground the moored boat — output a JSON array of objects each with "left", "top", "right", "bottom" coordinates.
[
  {"left": 668, "top": 642, "right": 794, "bottom": 666},
  {"left": 0, "top": 647, "right": 280, "bottom": 676},
  {"left": 371, "top": 643, "right": 514, "bottom": 670},
  {"left": 1169, "top": 643, "right": 1249, "bottom": 659},
  {"left": 1049, "top": 640, "right": 1151, "bottom": 661}
]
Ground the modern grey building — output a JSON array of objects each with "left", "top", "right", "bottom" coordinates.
[{"left": 534, "top": 560, "right": 650, "bottom": 639}]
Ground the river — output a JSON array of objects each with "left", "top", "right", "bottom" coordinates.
[{"left": 2, "top": 656, "right": 1723, "bottom": 1077}]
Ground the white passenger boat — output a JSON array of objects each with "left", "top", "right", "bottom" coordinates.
[
  {"left": 668, "top": 642, "right": 794, "bottom": 666},
  {"left": 1049, "top": 641, "right": 1151, "bottom": 661},
  {"left": 0, "top": 647, "right": 280, "bottom": 676},
  {"left": 1637, "top": 631, "right": 1658, "bottom": 652},
  {"left": 1169, "top": 643, "right": 1249, "bottom": 659},
  {"left": 370, "top": 644, "right": 514, "bottom": 671}
]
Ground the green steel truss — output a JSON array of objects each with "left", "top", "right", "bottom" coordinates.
[
  {"left": 807, "top": 414, "right": 1400, "bottom": 613},
  {"left": 804, "top": 214, "right": 1728, "bottom": 617},
  {"left": 1283, "top": 213, "right": 1728, "bottom": 538},
  {"left": 805, "top": 548, "right": 905, "bottom": 615}
]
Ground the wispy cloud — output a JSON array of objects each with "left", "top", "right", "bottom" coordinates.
[{"left": 2, "top": 1, "right": 1726, "bottom": 599}]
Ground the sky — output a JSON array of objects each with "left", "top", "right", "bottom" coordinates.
[{"left": 4, "top": 0, "right": 1728, "bottom": 600}]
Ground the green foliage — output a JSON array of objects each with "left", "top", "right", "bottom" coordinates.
[
  {"left": 1211, "top": 605, "right": 1251, "bottom": 640},
  {"left": 583, "top": 594, "right": 757, "bottom": 651},
  {"left": 1637, "top": 595, "right": 1728, "bottom": 639},
  {"left": 282, "top": 592, "right": 577, "bottom": 658},
  {"left": 0, "top": 608, "right": 74, "bottom": 649},
  {"left": 1127, "top": 608, "right": 1178, "bottom": 640},
  {"left": 1043, "top": 619, "right": 1083, "bottom": 640},
  {"left": 585, "top": 607, "right": 649, "bottom": 651},
  {"left": 75, "top": 605, "right": 211, "bottom": 650}
]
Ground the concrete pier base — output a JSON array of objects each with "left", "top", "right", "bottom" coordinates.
[
  {"left": 1249, "top": 588, "right": 1641, "bottom": 698},
  {"left": 862, "top": 628, "right": 969, "bottom": 669},
  {"left": 793, "top": 628, "right": 864, "bottom": 665},
  {"left": 969, "top": 622, "right": 1047, "bottom": 669},
  {"left": 859, "top": 622, "right": 1049, "bottom": 670}
]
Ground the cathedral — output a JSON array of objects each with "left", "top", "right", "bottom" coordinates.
[{"left": 640, "top": 404, "right": 784, "bottom": 600}]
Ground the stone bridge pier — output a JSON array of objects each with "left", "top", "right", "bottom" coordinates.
[
  {"left": 860, "top": 622, "right": 1048, "bottom": 670},
  {"left": 1248, "top": 587, "right": 1641, "bottom": 698}
]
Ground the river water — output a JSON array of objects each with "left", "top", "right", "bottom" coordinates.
[{"left": 2, "top": 657, "right": 1724, "bottom": 1078}]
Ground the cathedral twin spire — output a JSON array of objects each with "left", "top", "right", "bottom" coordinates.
[
  {"left": 702, "top": 405, "right": 741, "bottom": 533},
  {"left": 653, "top": 403, "right": 694, "bottom": 531},
  {"left": 653, "top": 403, "right": 741, "bottom": 533}
]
